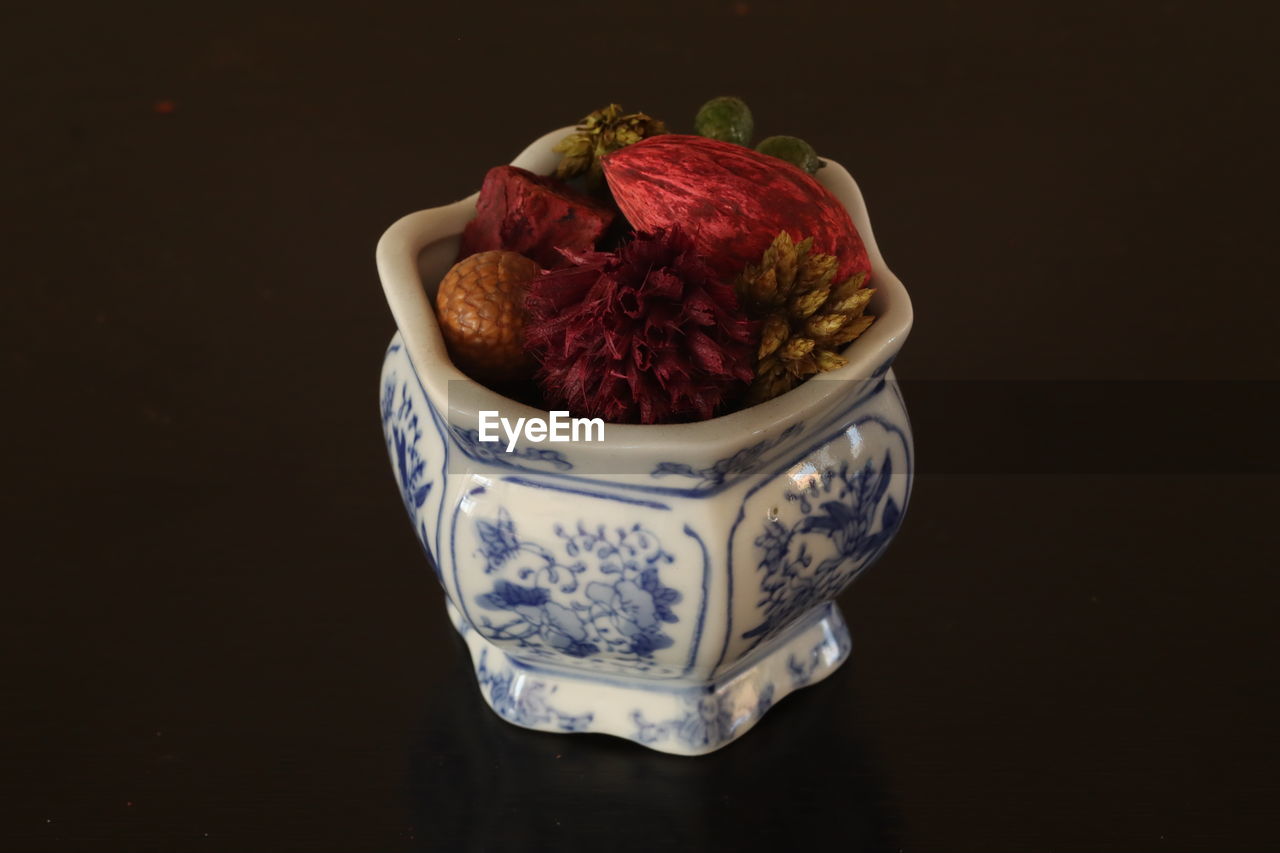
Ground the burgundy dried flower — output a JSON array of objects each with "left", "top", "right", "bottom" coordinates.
[{"left": 524, "top": 228, "right": 757, "bottom": 424}]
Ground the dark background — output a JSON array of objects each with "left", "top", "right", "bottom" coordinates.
[{"left": 4, "top": 1, "right": 1278, "bottom": 851}]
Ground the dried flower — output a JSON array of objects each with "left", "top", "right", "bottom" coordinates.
[
  {"left": 524, "top": 228, "right": 756, "bottom": 424},
  {"left": 737, "top": 231, "right": 875, "bottom": 403},
  {"left": 553, "top": 104, "right": 667, "bottom": 186}
]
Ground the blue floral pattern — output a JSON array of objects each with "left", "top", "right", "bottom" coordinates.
[
  {"left": 475, "top": 650, "right": 594, "bottom": 732},
  {"left": 632, "top": 684, "right": 775, "bottom": 750},
  {"left": 472, "top": 509, "right": 683, "bottom": 668},
  {"left": 651, "top": 423, "right": 804, "bottom": 490},
  {"left": 450, "top": 426, "right": 573, "bottom": 471},
  {"left": 742, "top": 452, "right": 902, "bottom": 650},
  {"left": 787, "top": 629, "right": 853, "bottom": 688},
  {"left": 382, "top": 377, "right": 432, "bottom": 516}
]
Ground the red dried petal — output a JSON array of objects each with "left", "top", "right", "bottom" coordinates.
[{"left": 524, "top": 228, "right": 758, "bottom": 424}]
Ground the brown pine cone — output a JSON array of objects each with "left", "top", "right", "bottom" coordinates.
[{"left": 435, "top": 250, "right": 542, "bottom": 385}]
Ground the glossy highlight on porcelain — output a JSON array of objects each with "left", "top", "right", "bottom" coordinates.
[{"left": 375, "top": 128, "right": 914, "bottom": 755}]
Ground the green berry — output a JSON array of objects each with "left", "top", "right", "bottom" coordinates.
[
  {"left": 755, "top": 135, "right": 823, "bottom": 175},
  {"left": 694, "top": 96, "right": 754, "bottom": 146}
]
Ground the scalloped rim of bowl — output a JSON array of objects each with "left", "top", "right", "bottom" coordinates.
[{"left": 376, "top": 127, "right": 912, "bottom": 451}]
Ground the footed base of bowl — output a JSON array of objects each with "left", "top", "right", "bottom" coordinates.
[{"left": 446, "top": 599, "right": 852, "bottom": 756}]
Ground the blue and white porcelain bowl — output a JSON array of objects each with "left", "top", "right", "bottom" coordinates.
[{"left": 376, "top": 128, "right": 913, "bottom": 755}]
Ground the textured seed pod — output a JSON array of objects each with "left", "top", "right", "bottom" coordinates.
[
  {"left": 602, "top": 134, "right": 870, "bottom": 284},
  {"left": 435, "top": 250, "right": 542, "bottom": 385},
  {"left": 755, "top": 135, "right": 823, "bottom": 175},
  {"left": 694, "top": 95, "right": 754, "bottom": 146},
  {"left": 552, "top": 103, "right": 667, "bottom": 185},
  {"left": 736, "top": 231, "right": 876, "bottom": 404}
]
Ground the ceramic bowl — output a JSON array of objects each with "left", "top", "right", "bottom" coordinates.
[{"left": 376, "top": 128, "right": 913, "bottom": 755}]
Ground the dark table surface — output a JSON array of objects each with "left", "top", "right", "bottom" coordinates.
[{"left": 5, "top": 2, "right": 1278, "bottom": 851}]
